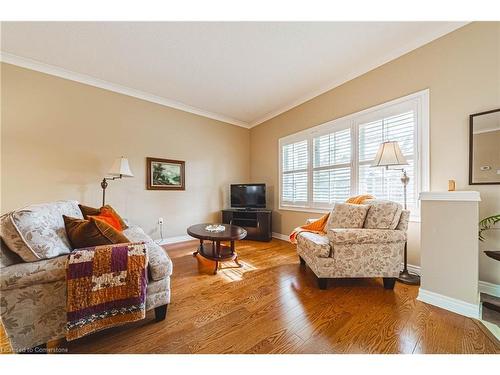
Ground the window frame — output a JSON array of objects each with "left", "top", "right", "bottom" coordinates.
[{"left": 278, "top": 89, "right": 429, "bottom": 221}]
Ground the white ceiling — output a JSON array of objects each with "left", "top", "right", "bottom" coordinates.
[{"left": 1, "top": 22, "right": 466, "bottom": 128}]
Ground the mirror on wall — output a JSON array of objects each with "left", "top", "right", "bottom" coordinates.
[{"left": 469, "top": 108, "right": 500, "bottom": 185}]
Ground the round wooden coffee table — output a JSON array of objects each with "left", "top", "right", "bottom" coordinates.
[{"left": 187, "top": 223, "right": 247, "bottom": 274}]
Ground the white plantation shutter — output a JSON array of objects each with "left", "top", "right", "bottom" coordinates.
[
  {"left": 312, "top": 128, "right": 351, "bottom": 205},
  {"left": 279, "top": 90, "right": 427, "bottom": 218},
  {"left": 358, "top": 110, "right": 416, "bottom": 209},
  {"left": 281, "top": 140, "right": 308, "bottom": 204}
]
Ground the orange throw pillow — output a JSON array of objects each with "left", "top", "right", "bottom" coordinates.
[
  {"left": 78, "top": 204, "right": 129, "bottom": 230},
  {"left": 89, "top": 210, "right": 123, "bottom": 231},
  {"left": 101, "top": 205, "right": 128, "bottom": 230}
]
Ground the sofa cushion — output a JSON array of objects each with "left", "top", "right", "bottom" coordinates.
[
  {"left": 123, "top": 226, "right": 173, "bottom": 280},
  {"left": 363, "top": 200, "right": 403, "bottom": 230},
  {"left": 328, "top": 228, "right": 406, "bottom": 244},
  {"left": 0, "top": 254, "right": 67, "bottom": 291},
  {"left": 296, "top": 232, "right": 331, "bottom": 258},
  {"left": 0, "top": 200, "right": 83, "bottom": 262},
  {"left": 0, "top": 238, "right": 23, "bottom": 268},
  {"left": 88, "top": 211, "right": 123, "bottom": 231},
  {"left": 329, "top": 203, "right": 369, "bottom": 229},
  {"left": 63, "top": 215, "right": 130, "bottom": 249},
  {"left": 79, "top": 204, "right": 129, "bottom": 230}
]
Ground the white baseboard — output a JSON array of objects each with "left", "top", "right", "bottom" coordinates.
[
  {"left": 272, "top": 232, "right": 290, "bottom": 242},
  {"left": 480, "top": 320, "right": 500, "bottom": 341},
  {"left": 417, "top": 288, "right": 480, "bottom": 319},
  {"left": 479, "top": 280, "right": 500, "bottom": 297},
  {"left": 404, "top": 263, "right": 421, "bottom": 275},
  {"left": 157, "top": 235, "right": 194, "bottom": 246}
]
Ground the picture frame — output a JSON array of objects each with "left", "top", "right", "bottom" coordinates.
[{"left": 146, "top": 157, "right": 185, "bottom": 190}]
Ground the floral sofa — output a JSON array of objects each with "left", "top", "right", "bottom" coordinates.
[
  {"left": 296, "top": 200, "right": 409, "bottom": 290},
  {"left": 0, "top": 200, "right": 172, "bottom": 351}
]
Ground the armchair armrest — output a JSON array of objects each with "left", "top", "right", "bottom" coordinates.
[
  {"left": 296, "top": 232, "right": 331, "bottom": 258},
  {"left": 328, "top": 228, "right": 406, "bottom": 245},
  {"left": 0, "top": 255, "right": 67, "bottom": 291}
]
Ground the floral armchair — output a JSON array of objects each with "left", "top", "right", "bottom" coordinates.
[{"left": 296, "top": 200, "right": 409, "bottom": 290}]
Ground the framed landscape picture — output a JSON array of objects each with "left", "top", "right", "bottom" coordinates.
[{"left": 146, "top": 157, "right": 185, "bottom": 190}]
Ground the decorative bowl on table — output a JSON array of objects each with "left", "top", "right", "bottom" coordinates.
[{"left": 205, "top": 224, "right": 226, "bottom": 233}]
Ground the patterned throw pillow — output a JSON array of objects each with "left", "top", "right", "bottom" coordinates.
[
  {"left": 0, "top": 200, "right": 83, "bottom": 262},
  {"left": 363, "top": 200, "right": 403, "bottom": 229},
  {"left": 329, "top": 203, "right": 370, "bottom": 229}
]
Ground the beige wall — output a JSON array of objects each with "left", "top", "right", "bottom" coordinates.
[
  {"left": 250, "top": 22, "right": 500, "bottom": 284},
  {"left": 1, "top": 63, "right": 250, "bottom": 239}
]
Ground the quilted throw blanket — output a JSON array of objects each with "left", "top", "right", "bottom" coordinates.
[{"left": 66, "top": 242, "right": 148, "bottom": 341}]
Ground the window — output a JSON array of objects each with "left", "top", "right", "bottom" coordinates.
[
  {"left": 281, "top": 140, "right": 308, "bottom": 205},
  {"left": 312, "top": 127, "right": 351, "bottom": 205},
  {"left": 358, "top": 110, "right": 416, "bottom": 208},
  {"left": 279, "top": 90, "right": 429, "bottom": 220}
]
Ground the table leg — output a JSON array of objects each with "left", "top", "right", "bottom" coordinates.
[
  {"left": 193, "top": 239, "right": 203, "bottom": 256},
  {"left": 214, "top": 260, "right": 219, "bottom": 274},
  {"left": 216, "top": 241, "right": 221, "bottom": 258},
  {"left": 231, "top": 241, "right": 243, "bottom": 268}
]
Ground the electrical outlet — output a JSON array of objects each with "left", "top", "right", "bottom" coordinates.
[{"left": 158, "top": 217, "right": 164, "bottom": 225}]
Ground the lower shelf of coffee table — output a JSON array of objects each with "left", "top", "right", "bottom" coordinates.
[{"left": 197, "top": 242, "right": 236, "bottom": 261}]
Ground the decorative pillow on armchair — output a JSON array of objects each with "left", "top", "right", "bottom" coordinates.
[
  {"left": 364, "top": 200, "right": 403, "bottom": 229},
  {"left": 329, "top": 203, "right": 370, "bottom": 229}
]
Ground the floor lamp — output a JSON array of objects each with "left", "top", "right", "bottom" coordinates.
[
  {"left": 101, "top": 157, "right": 134, "bottom": 206},
  {"left": 371, "top": 141, "right": 420, "bottom": 285}
]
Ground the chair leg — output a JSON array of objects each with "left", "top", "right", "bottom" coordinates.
[
  {"left": 317, "top": 277, "right": 328, "bottom": 290},
  {"left": 155, "top": 304, "right": 168, "bottom": 321},
  {"left": 298, "top": 256, "right": 305, "bottom": 266},
  {"left": 383, "top": 277, "right": 396, "bottom": 290}
]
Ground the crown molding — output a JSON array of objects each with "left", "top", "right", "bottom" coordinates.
[
  {"left": 0, "top": 52, "right": 250, "bottom": 129},
  {"left": 248, "top": 22, "right": 468, "bottom": 128}
]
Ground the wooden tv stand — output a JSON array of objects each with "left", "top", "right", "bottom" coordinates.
[{"left": 221, "top": 209, "right": 272, "bottom": 242}]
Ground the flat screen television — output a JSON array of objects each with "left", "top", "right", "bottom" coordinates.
[{"left": 230, "top": 183, "right": 266, "bottom": 209}]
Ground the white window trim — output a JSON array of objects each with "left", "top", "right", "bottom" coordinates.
[{"left": 278, "top": 89, "right": 430, "bottom": 222}]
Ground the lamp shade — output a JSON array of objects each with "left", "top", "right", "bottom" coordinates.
[
  {"left": 371, "top": 141, "right": 408, "bottom": 167},
  {"left": 108, "top": 157, "right": 134, "bottom": 177}
]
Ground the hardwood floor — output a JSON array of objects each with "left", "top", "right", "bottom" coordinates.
[{"left": 66, "top": 239, "right": 499, "bottom": 354}]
